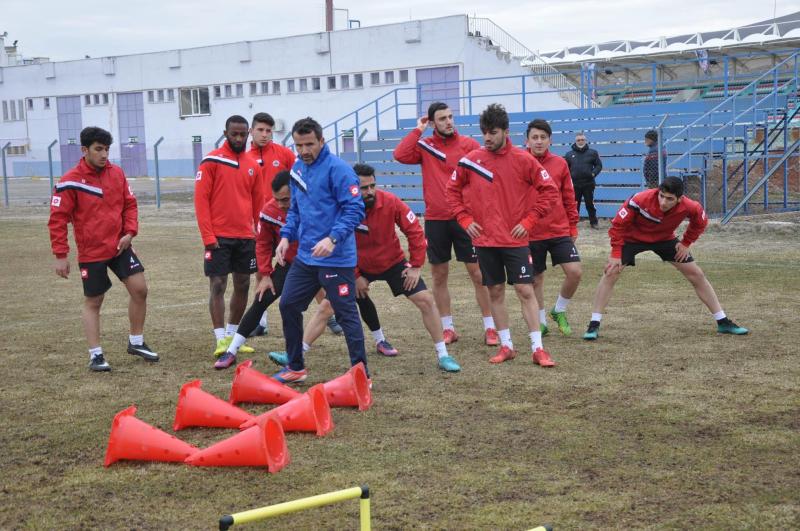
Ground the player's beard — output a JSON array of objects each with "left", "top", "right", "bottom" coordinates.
[
  {"left": 363, "top": 197, "right": 375, "bottom": 209},
  {"left": 229, "top": 141, "right": 246, "bottom": 154}
]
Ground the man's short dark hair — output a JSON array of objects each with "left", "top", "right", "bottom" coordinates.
[
  {"left": 659, "top": 176, "right": 684, "bottom": 197},
  {"left": 226, "top": 115, "right": 249, "bottom": 130},
  {"left": 80, "top": 127, "right": 113, "bottom": 148},
  {"left": 272, "top": 170, "right": 291, "bottom": 193},
  {"left": 645, "top": 129, "right": 658, "bottom": 142},
  {"left": 526, "top": 118, "right": 552, "bottom": 138},
  {"left": 292, "top": 117, "right": 323, "bottom": 140},
  {"left": 252, "top": 112, "right": 275, "bottom": 127},
  {"left": 427, "top": 102, "right": 450, "bottom": 122},
  {"left": 479, "top": 103, "right": 509, "bottom": 133},
  {"left": 353, "top": 163, "right": 375, "bottom": 178}
]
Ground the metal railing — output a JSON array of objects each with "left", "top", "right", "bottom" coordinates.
[{"left": 468, "top": 17, "right": 589, "bottom": 109}]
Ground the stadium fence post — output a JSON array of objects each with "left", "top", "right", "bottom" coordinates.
[
  {"left": 47, "top": 139, "right": 58, "bottom": 196},
  {"left": 521, "top": 75, "right": 527, "bottom": 112},
  {"left": 1, "top": 141, "right": 10, "bottom": 207},
  {"left": 154, "top": 137, "right": 164, "bottom": 209}
]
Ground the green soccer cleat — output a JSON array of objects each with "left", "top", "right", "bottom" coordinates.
[
  {"left": 540, "top": 323, "right": 549, "bottom": 336},
  {"left": 438, "top": 355, "right": 461, "bottom": 373},
  {"left": 550, "top": 309, "right": 572, "bottom": 336},
  {"left": 268, "top": 351, "right": 289, "bottom": 367},
  {"left": 583, "top": 321, "right": 600, "bottom": 340},
  {"left": 717, "top": 317, "right": 749, "bottom": 335},
  {"left": 213, "top": 337, "right": 231, "bottom": 357}
]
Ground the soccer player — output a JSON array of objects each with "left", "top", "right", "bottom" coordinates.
[
  {"left": 394, "top": 102, "right": 497, "bottom": 346},
  {"left": 214, "top": 171, "right": 297, "bottom": 369},
  {"left": 447, "top": 104, "right": 560, "bottom": 367},
  {"left": 194, "top": 115, "right": 264, "bottom": 358},
  {"left": 525, "top": 119, "right": 582, "bottom": 336},
  {"left": 268, "top": 164, "right": 462, "bottom": 373},
  {"left": 247, "top": 112, "right": 296, "bottom": 337},
  {"left": 272, "top": 117, "right": 368, "bottom": 383},
  {"left": 582, "top": 176, "right": 749, "bottom": 340},
  {"left": 48, "top": 126, "right": 158, "bottom": 371}
]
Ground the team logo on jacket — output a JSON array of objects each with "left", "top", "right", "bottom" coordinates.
[
  {"left": 451, "top": 171, "right": 456, "bottom": 181},
  {"left": 51, "top": 196, "right": 61, "bottom": 207},
  {"left": 248, "top": 168, "right": 254, "bottom": 176},
  {"left": 80, "top": 268, "right": 88, "bottom": 279},
  {"left": 406, "top": 211, "right": 416, "bottom": 222},
  {"left": 338, "top": 283, "right": 350, "bottom": 296},
  {"left": 195, "top": 171, "right": 202, "bottom": 181},
  {"left": 541, "top": 169, "right": 551, "bottom": 180},
  {"left": 350, "top": 185, "right": 358, "bottom": 196},
  {"left": 272, "top": 160, "right": 280, "bottom": 167},
  {"left": 204, "top": 250, "right": 212, "bottom": 260},
  {"left": 619, "top": 208, "right": 628, "bottom": 219}
]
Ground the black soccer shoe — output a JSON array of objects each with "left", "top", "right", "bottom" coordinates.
[
  {"left": 127, "top": 342, "right": 160, "bottom": 362},
  {"left": 89, "top": 354, "right": 111, "bottom": 372}
]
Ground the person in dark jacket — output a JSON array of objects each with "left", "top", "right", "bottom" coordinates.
[
  {"left": 564, "top": 132, "right": 602, "bottom": 228},
  {"left": 643, "top": 129, "right": 666, "bottom": 189}
]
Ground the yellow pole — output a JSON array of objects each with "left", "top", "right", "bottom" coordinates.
[
  {"left": 220, "top": 485, "right": 370, "bottom": 530},
  {"left": 359, "top": 490, "right": 371, "bottom": 531}
]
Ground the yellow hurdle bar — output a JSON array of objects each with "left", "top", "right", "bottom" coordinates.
[{"left": 219, "top": 485, "right": 370, "bottom": 530}]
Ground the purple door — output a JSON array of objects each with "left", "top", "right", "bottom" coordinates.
[
  {"left": 416, "top": 66, "right": 460, "bottom": 116},
  {"left": 117, "top": 92, "right": 147, "bottom": 176},
  {"left": 57, "top": 96, "right": 82, "bottom": 175}
]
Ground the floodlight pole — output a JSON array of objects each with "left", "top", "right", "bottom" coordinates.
[
  {"left": 1, "top": 141, "right": 10, "bottom": 207},
  {"left": 47, "top": 139, "right": 58, "bottom": 195},
  {"left": 154, "top": 137, "right": 164, "bottom": 209}
]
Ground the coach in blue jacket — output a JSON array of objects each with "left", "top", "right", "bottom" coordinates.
[{"left": 273, "top": 117, "right": 368, "bottom": 382}]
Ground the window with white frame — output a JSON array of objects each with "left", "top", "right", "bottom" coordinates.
[
  {"left": 340, "top": 75, "right": 350, "bottom": 89},
  {"left": 224, "top": 85, "right": 232, "bottom": 98},
  {"left": 385, "top": 71, "right": 394, "bottom": 84},
  {"left": 287, "top": 80, "right": 296, "bottom": 93},
  {"left": 399, "top": 69, "right": 409, "bottom": 83},
  {"left": 370, "top": 72, "right": 380, "bottom": 85},
  {"left": 44, "top": 97, "right": 51, "bottom": 110},
  {"left": 354, "top": 73, "right": 363, "bottom": 88},
  {"left": 272, "top": 81, "right": 281, "bottom": 94},
  {"left": 85, "top": 95, "right": 91, "bottom": 106},
  {"left": 166, "top": 89, "right": 174, "bottom": 102},
  {"left": 102, "top": 93, "right": 109, "bottom": 104},
  {"left": 236, "top": 84, "right": 243, "bottom": 97},
  {"left": 157, "top": 90, "right": 164, "bottom": 103},
  {"left": 2, "top": 101, "right": 8, "bottom": 121},
  {"left": 261, "top": 82, "right": 269, "bottom": 94},
  {"left": 328, "top": 76, "right": 336, "bottom": 90},
  {"left": 312, "top": 77, "right": 320, "bottom": 91},
  {"left": 27, "top": 98, "right": 34, "bottom": 110},
  {"left": 299, "top": 79, "right": 308, "bottom": 92},
  {"left": 213, "top": 86, "right": 221, "bottom": 98},
  {"left": 179, "top": 87, "right": 211, "bottom": 117},
  {"left": 6, "top": 145, "right": 26, "bottom": 156},
  {"left": 250, "top": 83, "right": 257, "bottom": 96}
]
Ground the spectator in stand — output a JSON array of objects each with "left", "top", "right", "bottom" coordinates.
[
  {"left": 643, "top": 129, "right": 666, "bottom": 189},
  {"left": 564, "top": 132, "right": 602, "bottom": 229}
]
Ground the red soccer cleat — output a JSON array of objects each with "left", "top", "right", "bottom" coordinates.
[
  {"left": 484, "top": 328, "right": 499, "bottom": 346},
  {"left": 442, "top": 328, "right": 459, "bottom": 345},
  {"left": 489, "top": 346, "right": 516, "bottom": 364},
  {"left": 532, "top": 347, "right": 556, "bottom": 367}
]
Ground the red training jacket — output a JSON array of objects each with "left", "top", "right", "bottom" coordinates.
[
  {"left": 447, "top": 141, "right": 560, "bottom": 248},
  {"left": 528, "top": 149, "right": 579, "bottom": 240},
  {"left": 608, "top": 188, "right": 708, "bottom": 258},
  {"left": 393, "top": 128, "right": 479, "bottom": 220},
  {"left": 48, "top": 158, "right": 138, "bottom": 263},
  {"left": 248, "top": 141, "right": 295, "bottom": 202},
  {"left": 194, "top": 141, "right": 264, "bottom": 247},
  {"left": 355, "top": 189, "right": 426, "bottom": 275},
  {"left": 256, "top": 198, "right": 298, "bottom": 276}
]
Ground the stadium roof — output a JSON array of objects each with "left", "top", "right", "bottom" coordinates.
[{"left": 538, "top": 11, "right": 800, "bottom": 64}]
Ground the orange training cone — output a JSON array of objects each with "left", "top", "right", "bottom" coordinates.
[
  {"left": 240, "top": 384, "right": 334, "bottom": 436},
  {"left": 322, "top": 362, "right": 373, "bottom": 411},
  {"left": 104, "top": 406, "right": 199, "bottom": 467},
  {"left": 173, "top": 380, "right": 255, "bottom": 431},
  {"left": 185, "top": 416, "right": 290, "bottom": 473},
  {"left": 229, "top": 360, "right": 302, "bottom": 405}
]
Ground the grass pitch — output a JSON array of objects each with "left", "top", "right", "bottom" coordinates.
[{"left": 0, "top": 204, "right": 798, "bottom": 530}]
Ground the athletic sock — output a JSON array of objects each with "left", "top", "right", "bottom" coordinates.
[
  {"left": 539, "top": 309, "right": 547, "bottom": 325},
  {"left": 259, "top": 312, "right": 268, "bottom": 328},
  {"left": 89, "top": 346, "right": 103, "bottom": 360},
  {"left": 713, "top": 310, "right": 726, "bottom": 321},
  {"left": 530, "top": 331, "right": 543, "bottom": 351},
  {"left": 371, "top": 328, "right": 386, "bottom": 344},
  {"left": 129, "top": 334, "right": 143, "bottom": 346},
  {"left": 482, "top": 316, "right": 495, "bottom": 330},
  {"left": 228, "top": 333, "right": 246, "bottom": 354},
  {"left": 225, "top": 323, "right": 238, "bottom": 337},
  {"left": 302, "top": 342, "right": 310, "bottom": 353},
  {"left": 434, "top": 341, "right": 448, "bottom": 360},
  {"left": 214, "top": 328, "right": 226, "bottom": 341},
  {"left": 498, "top": 329, "right": 513, "bottom": 350},
  {"left": 441, "top": 315, "right": 454, "bottom": 331},
  {"left": 554, "top": 295, "right": 570, "bottom": 313},
  {"left": 591, "top": 313, "right": 603, "bottom": 323}
]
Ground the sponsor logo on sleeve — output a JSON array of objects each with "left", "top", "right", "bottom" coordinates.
[
  {"left": 406, "top": 210, "right": 416, "bottom": 222},
  {"left": 338, "top": 283, "right": 350, "bottom": 296},
  {"left": 51, "top": 196, "right": 61, "bottom": 207},
  {"left": 272, "top": 160, "right": 280, "bottom": 167},
  {"left": 350, "top": 185, "right": 359, "bottom": 197},
  {"left": 619, "top": 208, "right": 628, "bottom": 219},
  {"left": 195, "top": 170, "right": 202, "bottom": 181},
  {"left": 248, "top": 168, "right": 255, "bottom": 176}
]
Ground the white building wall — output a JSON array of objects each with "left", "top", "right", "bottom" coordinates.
[{"left": 0, "top": 15, "right": 572, "bottom": 177}]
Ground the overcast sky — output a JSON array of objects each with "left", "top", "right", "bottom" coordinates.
[{"left": 4, "top": 0, "right": 798, "bottom": 62}]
